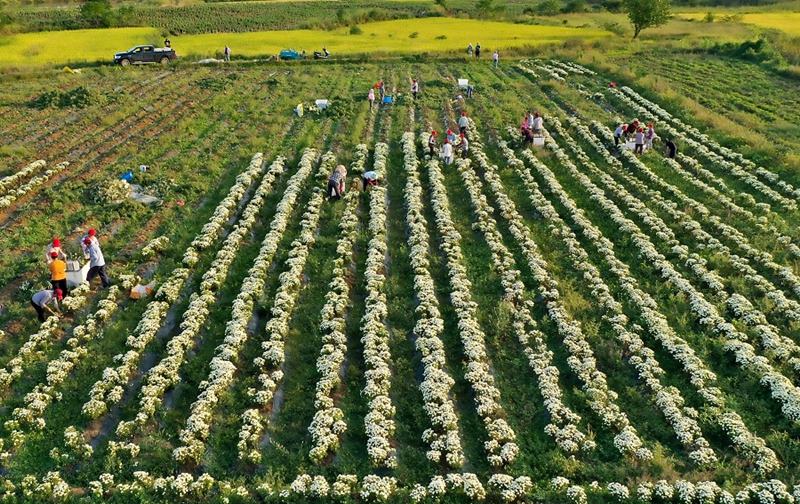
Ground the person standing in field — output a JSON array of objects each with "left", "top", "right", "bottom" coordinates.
[
  {"left": 378, "top": 80, "right": 385, "bottom": 99},
  {"left": 49, "top": 252, "right": 69, "bottom": 296},
  {"left": 224, "top": 46, "right": 231, "bottom": 62},
  {"left": 475, "top": 43, "right": 481, "bottom": 58},
  {"left": 458, "top": 111, "right": 469, "bottom": 136},
  {"left": 164, "top": 38, "right": 171, "bottom": 48},
  {"left": 645, "top": 123, "right": 656, "bottom": 149},
  {"left": 467, "top": 43, "right": 473, "bottom": 57},
  {"left": 328, "top": 165, "right": 347, "bottom": 201},
  {"left": 411, "top": 78, "right": 420, "bottom": 100},
  {"left": 458, "top": 134, "right": 469, "bottom": 159},
  {"left": 82, "top": 230, "right": 110, "bottom": 288},
  {"left": 446, "top": 129, "right": 456, "bottom": 144},
  {"left": 665, "top": 138, "right": 677, "bottom": 159},
  {"left": 368, "top": 88, "right": 375, "bottom": 109},
  {"left": 531, "top": 112, "right": 543, "bottom": 134},
  {"left": 45, "top": 237, "right": 66, "bottom": 264},
  {"left": 493, "top": 50, "right": 499, "bottom": 68},
  {"left": 614, "top": 123, "right": 626, "bottom": 146},
  {"left": 31, "top": 288, "right": 61, "bottom": 322},
  {"left": 634, "top": 127, "right": 645, "bottom": 155},
  {"left": 442, "top": 139, "right": 454, "bottom": 166},
  {"left": 428, "top": 130, "right": 438, "bottom": 158}
]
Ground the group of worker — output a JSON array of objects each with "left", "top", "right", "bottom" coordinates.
[
  {"left": 520, "top": 111, "right": 544, "bottom": 145},
  {"left": 424, "top": 111, "right": 471, "bottom": 165},
  {"left": 327, "top": 164, "right": 380, "bottom": 201},
  {"left": 31, "top": 229, "right": 111, "bottom": 322}
]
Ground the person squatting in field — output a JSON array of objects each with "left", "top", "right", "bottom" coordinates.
[
  {"left": 31, "top": 288, "right": 61, "bottom": 322},
  {"left": 328, "top": 164, "right": 347, "bottom": 200}
]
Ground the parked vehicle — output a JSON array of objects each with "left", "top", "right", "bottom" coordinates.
[
  {"left": 114, "top": 46, "right": 177, "bottom": 66},
  {"left": 279, "top": 49, "right": 304, "bottom": 61}
]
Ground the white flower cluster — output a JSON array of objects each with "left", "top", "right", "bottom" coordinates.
[
  {"left": 141, "top": 235, "right": 170, "bottom": 258},
  {"left": 0, "top": 159, "right": 46, "bottom": 194},
  {"left": 465, "top": 123, "right": 648, "bottom": 461},
  {"left": 551, "top": 117, "right": 800, "bottom": 424},
  {"left": 359, "top": 142, "right": 398, "bottom": 468},
  {"left": 524, "top": 59, "right": 566, "bottom": 82},
  {"left": 400, "top": 130, "right": 464, "bottom": 468},
  {"left": 116, "top": 157, "right": 288, "bottom": 441},
  {"left": 60, "top": 281, "right": 91, "bottom": 312},
  {"left": 550, "top": 59, "right": 596, "bottom": 75},
  {"left": 96, "top": 178, "right": 132, "bottom": 204},
  {"left": 235, "top": 151, "right": 334, "bottom": 464},
  {"left": 172, "top": 148, "right": 319, "bottom": 464},
  {"left": 3, "top": 286, "right": 123, "bottom": 452},
  {"left": 411, "top": 473, "right": 486, "bottom": 502},
  {"left": 618, "top": 85, "right": 800, "bottom": 203},
  {"left": 183, "top": 153, "right": 266, "bottom": 266},
  {"left": 15, "top": 472, "right": 70, "bottom": 502},
  {"left": 308, "top": 145, "right": 366, "bottom": 464},
  {"left": 488, "top": 474, "right": 532, "bottom": 502},
  {"left": 515, "top": 64, "right": 540, "bottom": 80},
  {"left": 456, "top": 127, "right": 592, "bottom": 455},
  {"left": 80, "top": 267, "right": 189, "bottom": 419},
  {"left": 0, "top": 316, "right": 61, "bottom": 391},
  {"left": 545, "top": 117, "right": 780, "bottom": 474},
  {"left": 0, "top": 161, "right": 69, "bottom": 209},
  {"left": 491, "top": 128, "right": 716, "bottom": 463},
  {"left": 419, "top": 131, "right": 518, "bottom": 467},
  {"left": 359, "top": 475, "right": 398, "bottom": 502}
]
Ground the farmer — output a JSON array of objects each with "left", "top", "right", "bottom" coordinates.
[
  {"left": 531, "top": 112, "right": 543, "bottom": 134},
  {"left": 164, "top": 38, "right": 171, "bottom": 48},
  {"left": 446, "top": 129, "right": 457, "bottom": 144},
  {"left": 645, "top": 123, "right": 656, "bottom": 149},
  {"left": 82, "top": 231, "right": 110, "bottom": 288},
  {"left": 458, "top": 111, "right": 469, "bottom": 135},
  {"left": 458, "top": 134, "right": 469, "bottom": 159},
  {"left": 467, "top": 43, "right": 474, "bottom": 57},
  {"left": 665, "top": 138, "right": 677, "bottom": 159},
  {"left": 628, "top": 119, "right": 640, "bottom": 139},
  {"left": 634, "top": 127, "right": 645, "bottom": 155},
  {"left": 31, "top": 288, "right": 61, "bottom": 322},
  {"left": 328, "top": 165, "right": 347, "bottom": 200},
  {"left": 442, "top": 139, "right": 454, "bottom": 166},
  {"left": 368, "top": 88, "right": 375, "bottom": 109},
  {"left": 428, "top": 130, "right": 438, "bottom": 158},
  {"left": 362, "top": 170, "right": 379, "bottom": 190},
  {"left": 49, "top": 252, "right": 69, "bottom": 296},
  {"left": 45, "top": 237, "right": 66, "bottom": 264},
  {"left": 224, "top": 46, "right": 231, "bottom": 62},
  {"left": 377, "top": 80, "right": 385, "bottom": 99},
  {"left": 614, "top": 123, "right": 627, "bottom": 146},
  {"left": 466, "top": 84, "right": 474, "bottom": 99},
  {"left": 411, "top": 79, "right": 420, "bottom": 100},
  {"left": 521, "top": 121, "right": 533, "bottom": 145},
  {"left": 493, "top": 50, "right": 499, "bottom": 68},
  {"left": 475, "top": 43, "right": 481, "bottom": 58}
]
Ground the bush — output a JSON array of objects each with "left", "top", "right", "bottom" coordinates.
[
  {"left": 409, "top": 31, "right": 419, "bottom": 38},
  {"left": 349, "top": 25, "right": 363, "bottom": 35},
  {"left": 703, "top": 11, "right": 715, "bottom": 23},
  {"left": 602, "top": 0, "right": 624, "bottom": 12},
  {"left": 562, "top": 0, "right": 589, "bottom": 13},
  {"left": 80, "top": 0, "right": 115, "bottom": 28},
  {"left": 28, "top": 87, "right": 95, "bottom": 110},
  {"left": 537, "top": 0, "right": 562, "bottom": 16}
]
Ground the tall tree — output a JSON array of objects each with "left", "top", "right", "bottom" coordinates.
[
  {"left": 624, "top": 0, "right": 671, "bottom": 38},
  {"left": 80, "top": 0, "right": 115, "bottom": 28}
]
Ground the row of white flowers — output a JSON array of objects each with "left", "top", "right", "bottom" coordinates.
[
  {"left": 579, "top": 120, "right": 800, "bottom": 366},
  {"left": 0, "top": 160, "right": 46, "bottom": 195},
  {"left": 550, "top": 59, "right": 596, "bottom": 76},
  {"left": 0, "top": 280, "right": 93, "bottom": 392},
  {"left": 618, "top": 85, "right": 800, "bottom": 202},
  {"left": 400, "top": 130, "right": 464, "bottom": 468},
  {"left": 419, "top": 129, "right": 518, "bottom": 467},
  {"left": 115, "top": 157, "right": 289, "bottom": 441},
  {"left": 610, "top": 86, "right": 796, "bottom": 211},
  {"left": 492, "top": 129, "right": 715, "bottom": 465},
  {"left": 359, "top": 142, "right": 399, "bottom": 468},
  {"left": 547, "top": 118, "right": 800, "bottom": 424},
  {"left": 171, "top": 148, "right": 318, "bottom": 464},
  {"left": 235, "top": 151, "right": 334, "bottom": 464},
  {"left": 461, "top": 121, "right": 648, "bottom": 461},
  {"left": 544, "top": 117, "right": 781, "bottom": 474},
  {"left": 80, "top": 154, "right": 271, "bottom": 422},
  {"left": 141, "top": 236, "right": 170, "bottom": 258},
  {"left": 0, "top": 161, "right": 69, "bottom": 210},
  {"left": 308, "top": 146, "right": 367, "bottom": 464},
  {"left": 182, "top": 153, "right": 267, "bottom": 265},
  {"left": 522, "top": 59, "right": 566, "bottom": 82},
  {"left": 458, "top": 125, "right": 592, "bottom": 455}
]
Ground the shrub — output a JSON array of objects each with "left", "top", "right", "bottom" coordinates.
[
  {"left": 538, "top": 0, "right": 562, "bottom": 16},
  {"left": 350, "top": 25, "right": 363, "bottom": 35},
  {"left": 409, "top": 31, "right": 419, "bottom": 38}
]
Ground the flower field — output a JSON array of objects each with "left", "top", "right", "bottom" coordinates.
[{"left": 0, "top": 56, "right": 799, "bottom": 503}]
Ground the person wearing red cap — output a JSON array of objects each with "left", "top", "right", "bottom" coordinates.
[
  {"left": 82, "top": 232, "right": 110, "bottom": 288},
  {"left": 428, "top": 130, "right": 438, "bottom": 158},
  {"left": 446, "top": 129, "right": 456, "bottom": 144},
  {"left": 31, "top": 288, "right": 62, "bottom": 322},
  {"left": 45, "top": 237, "right": 66, "bottom": 264},
  {"left": 49, "top": 252, "right": 69, "bottom": 296}
]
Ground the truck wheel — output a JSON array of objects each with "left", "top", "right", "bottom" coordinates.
[
  {"left": 120, "top": 58, "right": 131, "bottom": 67},
  {"left": 160, "top": 57, "right": 170, "bottom": 65}
]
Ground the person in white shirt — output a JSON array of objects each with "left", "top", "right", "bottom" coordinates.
[
  {"left": 82, "top": 230, "right": 110, "bottom": 287},
  {"left": 634, "top": 127, "right": 645, "bottom": 155},
  {"left": 411, "top": 79, "right": 420, "bottom": 100},
  {"left": 45, "top": 237, "right": 66, "bottom": 264},
  {"left": 531, "top": 112, "right": 543, "bottom": 134},
  {"left": 368, "top": 88, "right": 375, "bottom": 109},
  {"left": 493, "top": 50, "right": 499, "bottom": 68},
  {"left": 458, "top": 134, "right": 469, "bottom": 159},
  {"left": 442, "top": 140, "right": 454, "bottom": 165},
  {"left": 458, "top": 111, "right": 469, "bottom": 135},
  {"left": 31, "top": 288, "right": 61, "bottom": 322},
  {"left": 614, "top": 123, "right": 626, "bottom": 146}
]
